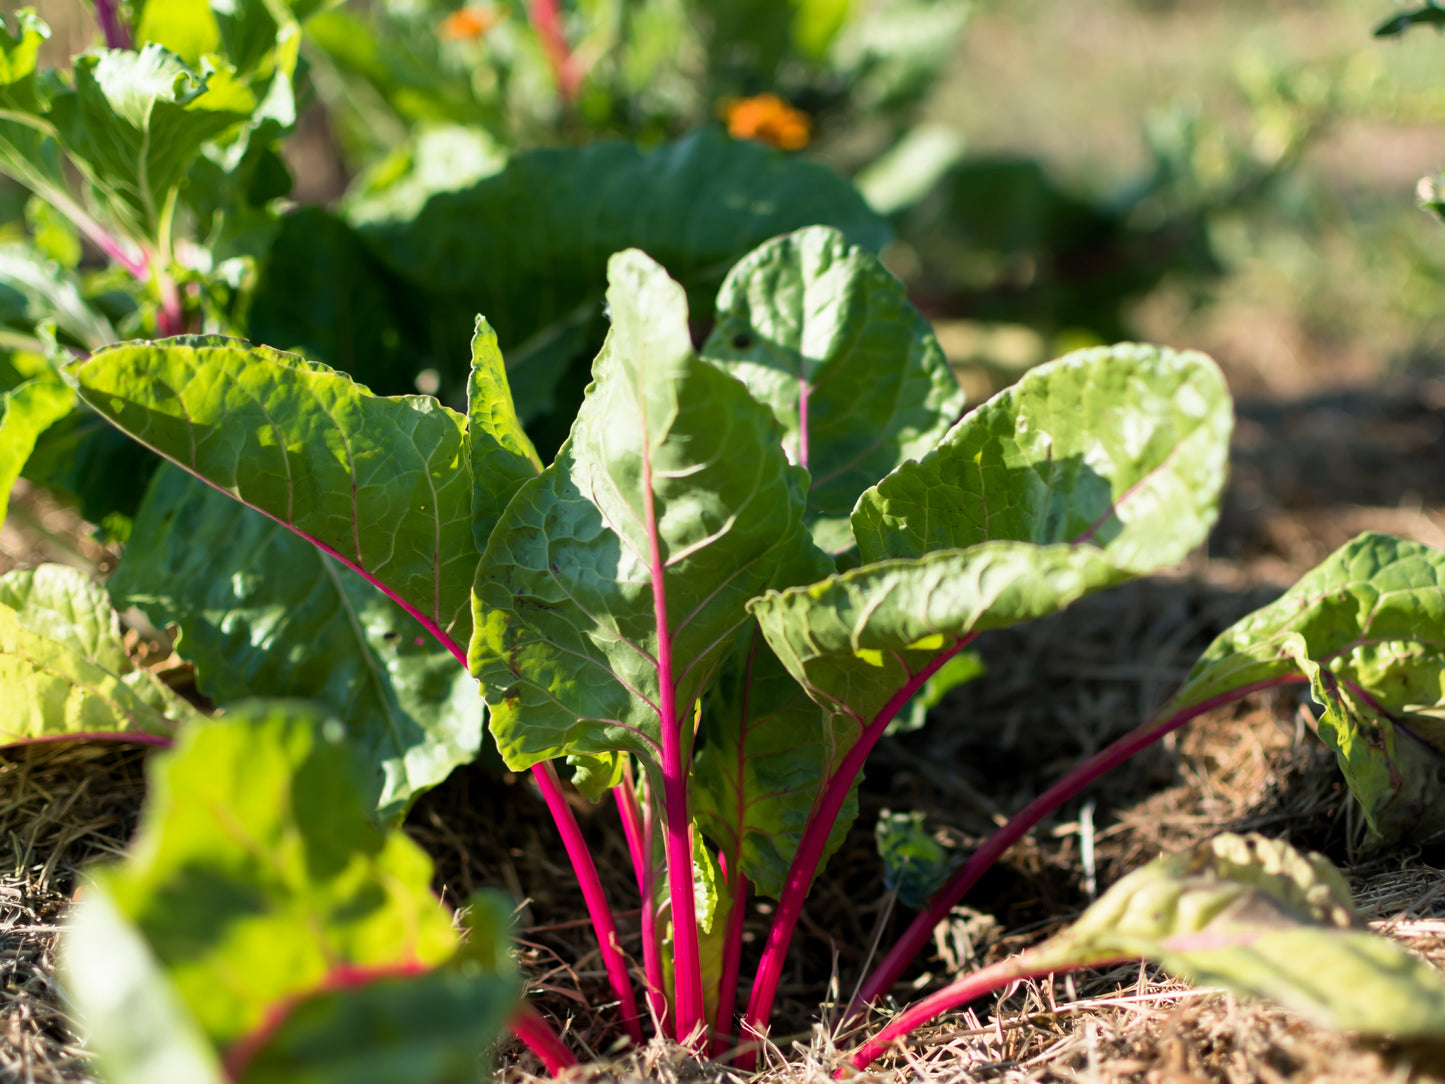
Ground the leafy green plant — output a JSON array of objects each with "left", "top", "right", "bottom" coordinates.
[{"left": 33, "top": 218, "right": 1445, "bottom": 1074}]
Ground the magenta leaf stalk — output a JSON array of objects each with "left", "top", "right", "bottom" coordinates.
[
  {"left": 839, "top": 955, "right": 1126, "bottom": 1074},
  {"left": 510, "top": 1003, "right": 580, "bottom": 1076},
  {"left": 639, "top": 784, "right": 669, "bottom": 1029},
  {"left": 711, "top": 858, "right": 748, "bottom": 1056},
  {"left": 614, "top": 773, "right": 647, "bottom": 898},
  {"left": 850, "top": 673, "right": 1309, "bottom": 1010},
  {"left": 641, "top": 432, "right": 704, "bottom": 1044},
  {"left": 534, "top": 761, "right": 643, "bottom": 1045},
  {"left": 738, "top": 636, "right": 976, "bottom": 1062}
]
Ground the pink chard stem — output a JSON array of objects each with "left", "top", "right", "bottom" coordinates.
[
  {"left": 711, "top": 858, "right": 748, "bottom": 1057},
  {"left": 614, "top": 771, "right": 647, "bottom": 898},
  {"left": 840, "top": 956, "right": 1127, "bottom": 1074},
  {"left": 641, "top": 428, "right": 704, "bottom": 1045},
  {"left": 738, "top": 636, "right": 976, "bottom": 1065},
  {"left": 533, "top": 761, "right": 643, "bottom": 1045},
  {"left": 850, "top": 673, "right": 1309, "bottom": 1010},
  {"left": 509, "top": 1003, "right": 579, "bottom": 1076},
  {"left": 639, "top": 782, "right": 669, "bottom": 1029}
]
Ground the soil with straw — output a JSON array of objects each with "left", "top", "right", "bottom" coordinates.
[{"left": 7, "top": 377, "right": 1445, "bottom": 1082}]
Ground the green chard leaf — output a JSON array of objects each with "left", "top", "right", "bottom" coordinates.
[
  {"left": 50, "top": 46, "right": 254, "bottom": 242},
  {"left": 110, "top": 466, "right": 485, "bottom": 821},
  {"left": 0, "top": 371, "right": 73, "bottom": 529},
  {"left": 751, "top": 344, "right": 1231, "bottom": 747},
  {"left": 0, "top": 563, "right": 198, "bottom": 742},
  {"left": 703, "top": 225, "right": 965, "bottom": 554},
  {"left": 466, "top": 316, "right": 541, "bottom": 551},
  {"left": 68, "top": 336, "right": 480, "bottom": 653},
  {"left": 469, "top": 250, "right": 808, "bottom": 774},
  {"left": 1162, "top": 532, "right": 1445, "bottom": 848},
  {"left": 302, "top": 129, "right": 889, "bottom": 427},
  {"left": 1026, "top": 834, "right": 1445, "bottom": 1036},
  {"left": 61, "top": 703, "right": 517, "bottom": 1084},
  {"left": 852, "top": 343, "right": 1232, "bottom": 568}
]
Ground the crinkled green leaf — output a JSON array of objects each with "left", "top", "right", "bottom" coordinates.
[
  {"left": 50, "top": 46, "right": 253, "bottom": 241},
  {"left": 1022, "top": 833, "right": 1445, "bottom": 1037},
  {"left": 61, "top": 703, "right": 516, "bottom": 1082},
  {"left": 0, "top": 371, "right": 72, "bottom": 529},
  {"left": 752, "top": 541, "right": 1121, "bottom": 746},
  {"left": 110, "top": 466, "right": 484, "bottom": 821},
  {"left": 703, "top": 226, "right": 964, "bottom": 554},
  {"left": 0, "top": 597, "right": 195, "bottom": 744},
  {"left": 469, "top": 250, "right": 808, "bottom": 774},
  {"left": 0, "top": 12, "right": 71, "bottom": 214},
  {"left": 355, "top": 129, "right": 889, "bottom": 425},
  {"left": 466, "top": 317, "right": 541, "bottom": 552},
  {"left": 69, "top": 336, "right": 479, "bottom": 651},
  {"left": 876, "top": 809, "right": 959, "bottom": 909},
  {"left": 852, "top": 343, "right": 1231, "bottom": 571},
  {"left": 1162, "top": 532, "right": 1445, "bottom": 847},
  {"left": 0, "top": 563, "right": 128, "bottom": 672}
]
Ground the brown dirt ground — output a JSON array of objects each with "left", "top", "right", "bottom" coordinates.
[{"left": 8, "top": 372, "right": 1445, "bottom": 1083}]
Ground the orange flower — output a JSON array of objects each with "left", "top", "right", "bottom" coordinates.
[
  {"left": 439, "top": 5, "right": 504, "bottom": 41},
  {"left": 722, "top": 94, "right": 811, "bottom": 151}
]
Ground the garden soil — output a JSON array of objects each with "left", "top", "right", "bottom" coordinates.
[{"left": 7, "top": 366, "right": 1445, "bottom": 1082}]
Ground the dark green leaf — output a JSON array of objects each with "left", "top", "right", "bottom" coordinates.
[
  {"left": 875, "top": 809, "right": 959, "bottom": 908},
  {"left": 357, "top": 129, "right": 889, "bottom": 427},
  {"left": 110, "top": 466, "right": 485, "bottom": 820}
]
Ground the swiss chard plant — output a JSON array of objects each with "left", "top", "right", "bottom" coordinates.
[{"left": 17, "top": 217, "right": 1445, "bottom": 1077}]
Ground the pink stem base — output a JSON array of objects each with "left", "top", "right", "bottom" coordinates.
[
  {"left": 510, "top": 1003, "right": 579, "bottom": 1076},
  {"left": 533, "top": 762, "right": 643, "bottom": 1045}
]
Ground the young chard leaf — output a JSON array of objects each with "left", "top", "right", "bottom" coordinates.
[
  {"left": 109, "top": 465, "right": 485, "bottom": 821},
  {"left": 848, "top": 834, "right": 1445, "bottom": 1070},
  {"left": 875, "top": 810, "right": 960, "bottom": 908},
  {"left": 50, "top": 45, "right": 253, "bottom": 242},
  {"left": 0, "top": 564, "right": 197, "bottom": 742},
  {"left": 1161, "top": 532, "right": 1445, "bottom": 847},
  {"left": 469, "top": 250, "right": 808, "bottom": 771},
  {"left": 68, "top": 336, "right": 480, "bottom": 656},
  {"left": 61, "top": 702, "right": 517, "bottom": 1083},
  {"left": 703, "top": 225, "right": 965, "bottom": 554}
]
